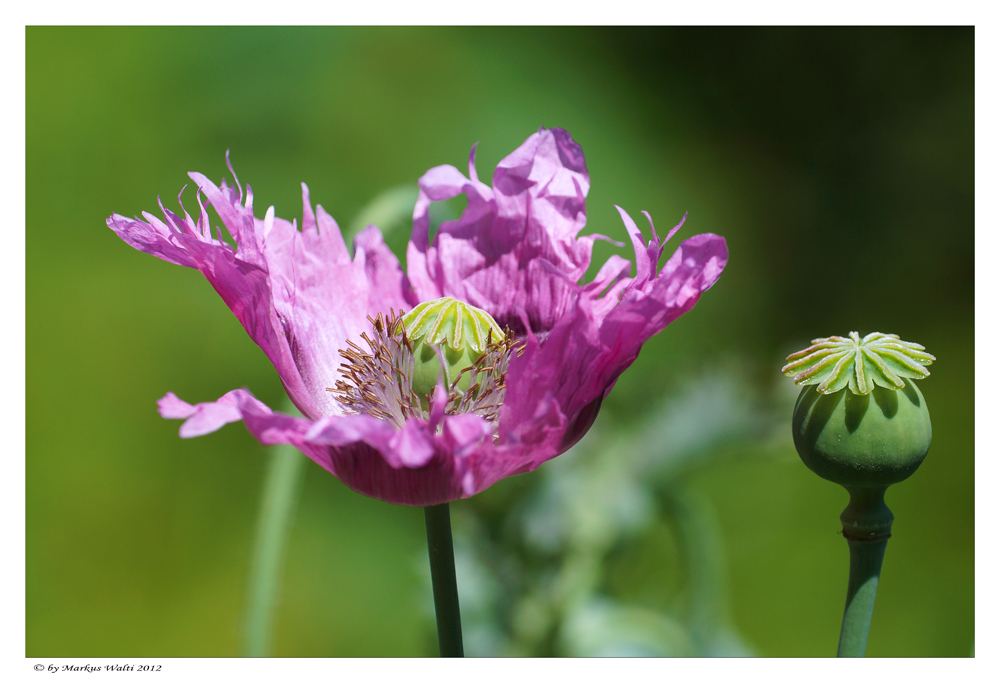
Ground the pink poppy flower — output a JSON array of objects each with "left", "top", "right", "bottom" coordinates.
[{"left": 107, "top": 128, "right": 727, "bottom": 506}]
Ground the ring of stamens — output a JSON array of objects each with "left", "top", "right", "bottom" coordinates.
[{"left": 327, "top": 310, "right": 523, "bottom": 435}]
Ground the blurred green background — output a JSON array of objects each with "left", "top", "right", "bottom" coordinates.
[{"left": 26, "top": 27, "right": 973, "bottom": 656}]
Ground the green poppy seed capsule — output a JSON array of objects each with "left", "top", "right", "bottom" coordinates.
[
  {"left": 783, "top": 332, "right": 935, "bottom": 490},
  {"left": 783, "top": 331, "right": 936, "bottom": 656},
  {"left": 791, "top": 381, "right": 931, "bottom": 489},
  {"left": 401, "top": 297, "right": 505, "bottom": 399}
]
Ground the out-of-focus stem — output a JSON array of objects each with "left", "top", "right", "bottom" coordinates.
[
  {"left": 424, "top": 503, "right": 464, "bottom": 657},
  {"left": 243, "top": 404, "right": 306, "bottom": 658},
  {"left": 660, "top": 485, "right": 727, "bottom": 648}
]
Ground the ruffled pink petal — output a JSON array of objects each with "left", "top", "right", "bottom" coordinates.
[
  {"left": 161, "top": 388, "right": 534, "bottom": 506},
  {"left": 407, "top": 127, "right": 614, "bottom": 334},
  {"left": 440, "top": 413, "right": 493, "bottom": 459},
  {"left": 500, "top": 228, "right": 728, "bottom": 466},
  {"left": 108, "top": 164, "right": 416, "bottom": 420},
  {"left": 157, "top": 390, "right": 247, "bottom": 438}
]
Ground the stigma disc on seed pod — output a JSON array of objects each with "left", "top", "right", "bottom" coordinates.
[
  {"left": 782, "top": 331, "right": 934, "bottom": 396},
  {"left": 401, "top": 297, "right": 505, "bottom": 398}
]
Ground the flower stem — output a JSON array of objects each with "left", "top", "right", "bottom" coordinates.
[
  {"left": 837, "top": 487, "right": 893, "bottom": 657},
  {"left": 243, "top": 431, "right": 306, "bottom": 657},
  {"left": 424, "top": 503, "right": 464, "bottom": 657}
]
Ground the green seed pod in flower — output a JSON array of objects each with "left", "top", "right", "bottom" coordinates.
[
  {"left": 401, "top": 297, "right": 505, "bottom": 399},
  {"left": 783, "top": 332, "right": 935, "bottom": 489}
]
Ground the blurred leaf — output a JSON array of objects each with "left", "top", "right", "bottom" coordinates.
[
  {"left": 346, "top": 185, "right": 419, "bottom": 243},
  {"left": 558, "top": 598, "right": 697, "bottom": 657}
]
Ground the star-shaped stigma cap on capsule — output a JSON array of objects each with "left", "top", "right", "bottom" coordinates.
[{"left": 782, "top": 332, "right": 935, "bottom": 396}]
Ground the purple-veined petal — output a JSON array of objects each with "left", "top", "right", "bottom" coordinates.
[
  {"left": 407, "top": 127, "right": 615, "bottom": 334},
  {"left": 109, "top": 166, "right": 416, "bottom": 420},
  {"left": 158, "top": 389, "right": 253, "bottom": 438},
  {"left": 160, "top": 388, "right": 559, "bottom": 506},
  {"left": 499, "top": 231, "right": 728, "bottom": 468}
]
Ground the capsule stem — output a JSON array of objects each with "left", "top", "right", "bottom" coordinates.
[
  {"left": 838, "top": 538, "right": 888, "bottom": 657},
  {"left": 840, "top": 486, "right": 893, "bottom": 542},
  {"left": 837, "top": 486, "right": 893, "bottom": 657}
]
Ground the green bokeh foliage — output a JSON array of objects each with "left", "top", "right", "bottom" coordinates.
[{"left": 26, "top": 26, "right": 973, "bottom": 656}]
